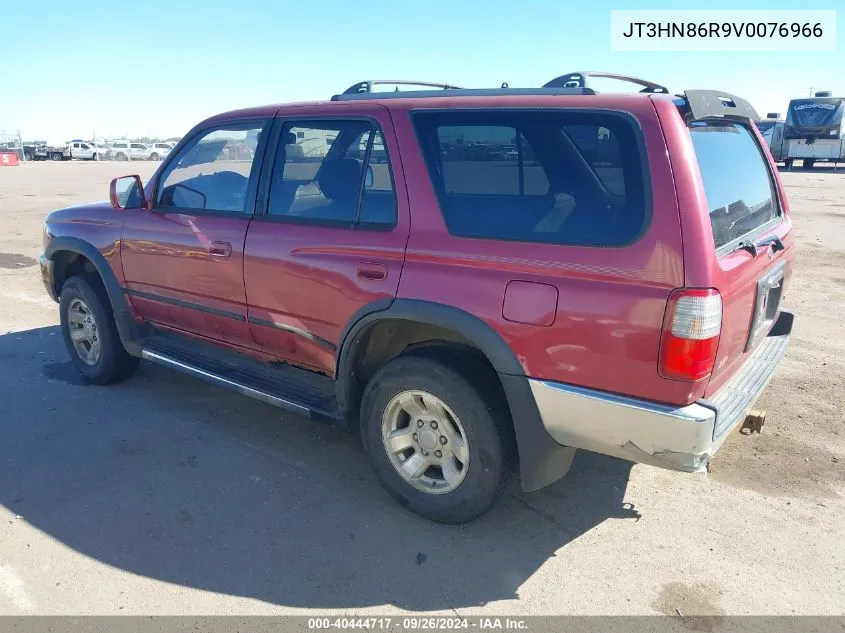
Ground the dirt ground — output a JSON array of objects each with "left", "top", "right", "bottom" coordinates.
[{"left": 0, "top": 161, "right": 843, "bottom": 617}]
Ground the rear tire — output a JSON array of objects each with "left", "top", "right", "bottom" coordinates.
[
  {"left": 51, "top": 152, "right": 62, "bottom": 161},
  {"left": 360, "top": 351, "right": 513, "bottom": 523},
  {"left": 150, "top": 152, "right": 159, "bottom": 161},
  {"left": 59, "top": 275, "right": 140, "bottom": 385}
]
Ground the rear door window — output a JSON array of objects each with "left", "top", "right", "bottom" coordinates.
[
  {"left": 688, "top": 121, "right": 778, "bottom": 250},
  {"left": 413, "top": 110, "right": 647, "bottom": 247},
  {"left": 266, "top": 120, "right": 397, "bottom": 228}
]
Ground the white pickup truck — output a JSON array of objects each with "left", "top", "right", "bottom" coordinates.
[
  {"left": 108, "top": 141, "right": 158, "bottom": 161},
  {"left": 69, "top": 141, "right": 107, "bottom": 161}
]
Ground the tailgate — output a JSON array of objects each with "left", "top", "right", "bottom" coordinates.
[{"left": 685, "top": 119, "right": 794, "bottom": 398}]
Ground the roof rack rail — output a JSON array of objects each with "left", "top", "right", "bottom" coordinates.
[
  {"left": 543, "top": 71, "right": 670, "bottom": 94},
  {"left": 340, "top": 80, "right": 464, "bottom": 96},
  {"left": 331, "top": 87, "right": 595, "bottom": 101}
]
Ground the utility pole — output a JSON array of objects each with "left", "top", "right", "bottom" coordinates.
[
  {"left": 807, "top": 86, "right": 815, "bottom": 97},
  {"left": 17, "top": 129, "right": 25, "bottom": 162}
]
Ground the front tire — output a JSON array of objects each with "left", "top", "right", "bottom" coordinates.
[
  {"left": 360, "top": 352, "right": 513, "bottom": 523},
  {"left": 59, "top": 275, "right": 139, "bottom": 385}
]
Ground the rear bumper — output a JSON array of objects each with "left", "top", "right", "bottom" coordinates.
[{"left": 528, "top": 311, "right": 793, "bottom": 473}]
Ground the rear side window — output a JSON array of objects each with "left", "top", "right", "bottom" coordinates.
[
  {"left": 413, "top": 110, "right": 647, "bottom": 247},
  {"left": 689, "top": 121, "right": 778, "bottom": 250}
]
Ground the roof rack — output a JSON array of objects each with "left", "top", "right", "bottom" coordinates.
[
  {"left": 328, "top": 72, "right": 758, "bottom": 121},
  {"left": 543, "top": 71, "right": 670, "bottom": 94},
  {"left": 331, "top": 87, "right": 595, "bottom": 101},
  {"left": 341, "top": 80, "right": 464, "bottom": 95}
]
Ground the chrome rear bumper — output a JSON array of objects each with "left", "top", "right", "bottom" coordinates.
[{"left": 529, "top": 311, "right": 793, "bottom": 472}]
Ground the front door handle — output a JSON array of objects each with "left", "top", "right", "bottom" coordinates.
[
  {"left": 209, "top": 241, "right": 232, "bottom": 258},
  {"left": 357, "top": 262, "right": 388, "bottom": 281}
]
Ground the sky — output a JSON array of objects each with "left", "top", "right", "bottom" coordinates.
[{"left": 0, "top": 0, "right": 842, "bottom": 142}]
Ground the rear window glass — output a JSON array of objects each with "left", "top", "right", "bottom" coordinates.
[
  {"left": 413, "top": 111, "right": 647, "bottom": 247},
  {"left": 689, "top": 121, "right": 778, "bottom": 249}
]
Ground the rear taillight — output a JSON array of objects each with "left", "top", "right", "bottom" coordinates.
[{"left": 659, "top": 289, "right": 722, "bottom": 381}]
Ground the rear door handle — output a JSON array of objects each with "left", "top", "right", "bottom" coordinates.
[
  {"left": 357, "top": 262, "right": 388, "bottom": 281},
  {"left": 208, "top": 241, "right": 232, "bottom": 258}
]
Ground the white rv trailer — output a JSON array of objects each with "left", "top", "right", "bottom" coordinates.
[{"left": 784, "top": 91, "right": 845, "bottom": 169}]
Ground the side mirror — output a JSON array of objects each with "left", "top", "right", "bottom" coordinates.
[
  {"left": 109, "top": 175, "right": 146, "bottom": 209},
  {"left": 364, "top": 164, "right": 374, "bottom": 188}
]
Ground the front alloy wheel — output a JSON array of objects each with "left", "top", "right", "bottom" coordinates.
[{"left": 67, "top": 298, "right": 101, "bottom": 365}]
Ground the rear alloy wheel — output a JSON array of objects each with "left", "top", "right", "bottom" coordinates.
[
  {"left": 361, "top": 353, "right": 513, "bottom": 523},
  {"left": 382, "top": 390, "right": 470, "bottom": 494},
  {"left": 59, "top": 275, "right": 139, "bottom": 384}
]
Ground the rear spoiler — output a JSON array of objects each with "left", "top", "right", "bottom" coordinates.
[{"left": 682, "top": 90, "right": 760, "bottom": 123}]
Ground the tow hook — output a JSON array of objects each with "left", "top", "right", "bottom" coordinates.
[{"left": 740, "top": 409, "right": 766, "bottom": 435}]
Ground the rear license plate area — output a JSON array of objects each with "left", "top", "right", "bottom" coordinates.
[{"left": 745, "top": 260, "right": 786, "bottom": 352}]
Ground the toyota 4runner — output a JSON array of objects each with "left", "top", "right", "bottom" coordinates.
[{"left": 39, "top": 72, "right": 794, "bottom": 523}]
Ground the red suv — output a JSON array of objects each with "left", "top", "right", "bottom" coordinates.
[{"left": 39, "top": 72, "right": 794, "bottom": 523}]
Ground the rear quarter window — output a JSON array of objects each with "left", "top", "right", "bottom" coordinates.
[
  {"left": 689, "top": 121, "right": 778, "bottom": 250},
  {"left": 413, "top": 110, "right": 648, "bottom": 247}
]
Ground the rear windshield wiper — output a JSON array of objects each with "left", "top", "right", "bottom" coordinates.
[{"left": 728, "top": 235, "right": 785, "bottom": 258}]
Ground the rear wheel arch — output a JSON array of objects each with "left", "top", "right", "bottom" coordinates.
[{"left": 336, "top": 299, "right": 525, "bottom": 414}]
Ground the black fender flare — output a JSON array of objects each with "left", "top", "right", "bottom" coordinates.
[
  {"left": 45, "top": 236, "right": 142, "bottom": 354},
  {"left": 336, "top": 298, "right": 576, "bottom": 492}
]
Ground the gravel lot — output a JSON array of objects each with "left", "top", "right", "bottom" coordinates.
[{"left": 0, "top": 161, "right": 843, "bottom": 616}]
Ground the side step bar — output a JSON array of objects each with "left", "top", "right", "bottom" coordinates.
[
  {"left": 138, "top": 330, "right": 344, "bottom": 424},
  {"left": 141, "top": 349, "right": 313, "bottom": 417}
]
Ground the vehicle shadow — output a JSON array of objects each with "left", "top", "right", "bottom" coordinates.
[{"left": 0, "top": 326, "right": 637, "bottom": 610}]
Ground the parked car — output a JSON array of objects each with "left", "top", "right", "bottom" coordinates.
[
  {"left": 149, "top": 142, "right": 174, "bottom": 159},
  {"left": 69, "top": 141, "right": 106, "bottom": 161},
  {"left": 108, "top": 141, "right": 156, "bottom": 161},
  {"left": 38, "top": 72, "right": 794, "bottom": 523}
]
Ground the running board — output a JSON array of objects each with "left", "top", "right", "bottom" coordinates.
[{"left": 139, "top": 332, "right": 343, "bottom": 424}]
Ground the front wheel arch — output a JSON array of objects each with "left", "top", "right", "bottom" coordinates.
[{"left": 46, "top": 238, "right": 142, "bottom": 354}]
